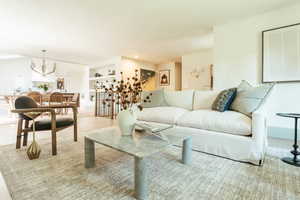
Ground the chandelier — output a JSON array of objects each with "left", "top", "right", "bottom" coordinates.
[{"left": 31, "top": 50, "right": 56, "bottom": 76}]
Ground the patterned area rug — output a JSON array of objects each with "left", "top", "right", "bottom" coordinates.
[{"left": 0, "top": 136, "right": 299, "bottom": 200}]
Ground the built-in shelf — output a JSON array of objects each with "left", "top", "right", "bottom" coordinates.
[
  {"left": 89, "top": 75, "right": 117, "bottom": 81},
  {"left": 89, "top": 64, "right": 120, "bottom": 103}
]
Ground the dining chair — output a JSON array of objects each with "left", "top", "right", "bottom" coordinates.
[
  {"left": 11, "top": 96, "right": 78, "bottom": 156},
  {"left": 27, "top": 91, "right": 42, "bottom": 105},
  {"left": 49, "top": 92, "right": 63, "bottom": 105},
  {"left": 49, "top": 92, "right": 64, "bottom": 114},
  {"left": 62, "top": 93, "right": 80, "bottom": 114}
]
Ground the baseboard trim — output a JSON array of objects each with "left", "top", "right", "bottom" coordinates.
[{"left": 268, "top": 126, "right": 299, "bottom": 140}]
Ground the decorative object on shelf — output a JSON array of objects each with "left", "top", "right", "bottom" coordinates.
[
  {"left": 37, "top": 83, "right": 49, "bottom": 92},
  {"left": 57, "top": 78, "right": 64, "bottom": 90},
  {"left": 159, "top": 70, "right": 170, "bottom": 86},
  {"left": 101, "top": 70, "right": 152, "bottom": 136},
  {"left": 108, "top": 69, "right": 116, "bottom": 76},
  {"left": 31, "top": 50, "right": 56, "bottom": 76},
  {"left": 95, "top": 73, "right": 102, "bottom": 77},
  {"left": 24, "top": 112, "right": 42, "bottom": 160}
]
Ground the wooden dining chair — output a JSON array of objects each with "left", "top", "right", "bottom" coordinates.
[
  {"left": 11, "top": 96, "right": 78, "bottom": 156},
  {"left": 64, "top": 93, "right": 80, "bottom": 114},
  {"left": 49, "top": 92, "right": 63, "bottom": 105},
  {"left": 71, "top": 93, "right": 80, "bottom": 106},
  {"left": 27, "top": 91, "right": 42, "bottom": 105},
  {"left": 49, "top": 92, "right": 64, "bottom": 114}
]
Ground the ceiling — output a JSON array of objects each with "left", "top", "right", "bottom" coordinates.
[{"left": 0, "top": 0, "right": 298, "bottom": 64}]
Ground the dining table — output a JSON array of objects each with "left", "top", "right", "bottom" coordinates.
[{"left": 2, "top": 92, "right": 79, "bottom": 110}]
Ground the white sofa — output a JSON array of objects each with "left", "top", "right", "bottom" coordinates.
[{"left": 136, "top": 90, "right": 270, "bottom": 165}]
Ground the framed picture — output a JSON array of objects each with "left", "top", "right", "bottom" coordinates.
[
  {"left": 57, "top": 78, "right": 65, "bottom": 90},
  {"left": 262, "top": 22, "right": 300, "bottom": 83},
  {"left": 159, "top": 70, "right": 170, "bottom": 86},
  {"left": 140, "top": 68, "right": 156, "bottom": 91}
]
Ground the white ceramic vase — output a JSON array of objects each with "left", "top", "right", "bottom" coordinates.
[{"left": 117, "top": 109, "right": 137, "bottom": 136}]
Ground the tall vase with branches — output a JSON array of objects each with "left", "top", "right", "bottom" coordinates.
[{"left": 101, "top": 69, "right": 151, "bottom": 135}]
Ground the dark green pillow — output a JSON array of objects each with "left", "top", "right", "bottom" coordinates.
[{"left": 212, "top": 88, "right": 237, "bottom": 112}]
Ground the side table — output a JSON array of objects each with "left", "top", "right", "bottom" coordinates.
[{"left": 277, "top": 113, "right": 300, "bottom": 167}]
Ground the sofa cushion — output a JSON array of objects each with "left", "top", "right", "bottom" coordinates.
[
  {"left": 136, "top": 106, "right": 188, "bottom": 125},
  {"left": 193, "top": 90, "right": 219, "bottom": 110},
  {"left": 164, "top": 90, "right": 194, "bottom": 110},
  {"left": 230, "top": 80, "right": 274, "bottom": 117},
  {"left": 140, "top": 89, "right": 167, "bottom": 108},
  {"left": 177, "top": 109, "right": 251, "bottom": 136},
  {"left": 212, "top": 88, "right": 237, "bottom": 112},
  {"left": 32, "top": 118, "right": 74, "bottom": 131}
]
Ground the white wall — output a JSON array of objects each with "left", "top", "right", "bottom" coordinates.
[
  {"left": 88, "top": 56, "right": 158, "bottom": 102},
  {"left": 182, "top": 50, "right": 213, "bottom": 90},
  {"left": 0, "top": 58, "right": 32, "bottom": 95},
  {"left": 213, "top": 2, "right": 300, "bottom": 129},
  {"left": 54, "top": 61, "right": 89, "bottom": 96},
  {"left": 0, "top": 57, "right": 89, "bottom": 103},
  {"left": 121, "top": 57, "right": 157, "bottom": 77},
  {"left": 121, "top": 57, "right": 158, "bottom": 90}
]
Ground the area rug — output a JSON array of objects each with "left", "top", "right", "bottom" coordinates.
[{"left": 0, "top": 137, "right": 299, "bottom": 200}]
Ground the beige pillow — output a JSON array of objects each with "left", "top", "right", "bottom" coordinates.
[
  {"left": 164, "top": 90, "right": 194, "bottom": 110},
  {"left": 193, "top": 90, "right": 219, "bottom": 110},
  {"left": 230, "top": 80, "right": 274, "bottom": 117},
  {"left": 140, "top": 89, "right": 167, "bottom": 108}
]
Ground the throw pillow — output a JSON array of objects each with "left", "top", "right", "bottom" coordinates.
[
  {"left": 212, "top": 88, "right": 237, "bottom": 112},
  {"left": 140, "top": 89, "right": 167, "bottom": 108},
  {"left": 230, "top": 80, "right": 275, "bottom": 117},
  {"left": 164, "top": 90, "right": 195, "bottom": 110}
]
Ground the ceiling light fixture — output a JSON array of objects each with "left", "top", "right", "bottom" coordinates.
[{"left": 31, "top": 50, "right": 56, "bottom": 76}]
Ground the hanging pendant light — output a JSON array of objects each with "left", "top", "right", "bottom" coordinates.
[{"left": 31, "top": 50, "right": 56, "bottom": 76}]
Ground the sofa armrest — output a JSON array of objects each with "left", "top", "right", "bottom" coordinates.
[
  {"left": 251, "top": 83, "right": 275, "bottom": 148},
  {"left": 251, "top": 106, "right": 268, "bottom": 152}
]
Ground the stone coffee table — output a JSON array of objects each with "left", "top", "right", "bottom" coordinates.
[{"left": 84, "top": 126, "right": 192, "bottom": 200}]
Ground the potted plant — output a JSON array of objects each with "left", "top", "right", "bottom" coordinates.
[
  {"left": 101, "top": 69, "right": 151, "bottom": 136},
  {"left": 37, "top": 84, "right": 49, "bottom": 93}
]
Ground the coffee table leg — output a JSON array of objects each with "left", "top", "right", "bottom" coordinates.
[
  {"left": 85, "top": 137, "right": 95, "bottom": 168},
  {"left": 135, "top": 157, "right": 148, "bottom": 200},
  {"left": 182, "top": 137, "right": 192, "bottom": 165}
]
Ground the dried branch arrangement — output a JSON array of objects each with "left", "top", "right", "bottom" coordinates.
[{"left": 101, "top": 69, "right": 152, "bottom": 111}]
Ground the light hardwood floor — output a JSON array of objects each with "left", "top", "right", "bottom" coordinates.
[{"left": 0, "top": 112, "right": 294, "bottom": 200}]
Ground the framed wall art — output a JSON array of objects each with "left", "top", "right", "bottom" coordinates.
[
  {"left": 262, "top": 23, "right": 300, "bottom": 83},
  {"left": 159, "top": 70, "right": 170, "bottom": 86}
]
